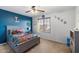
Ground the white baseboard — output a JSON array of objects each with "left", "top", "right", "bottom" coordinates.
[
  {"left": 0, "top": 43, "right": 7, "bottom": 46},
  {"left": 40, "top": 37, "right": 66, "bottom": 44}
]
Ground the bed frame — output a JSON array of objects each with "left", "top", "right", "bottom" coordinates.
[
  {"left": 6, "top": 25, "right": 40, "bottom": 53},
  {"left": 7, "top": 36, "right": 40, "bottom": 53}
]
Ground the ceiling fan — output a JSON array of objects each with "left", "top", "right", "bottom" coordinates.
[{"left": 25, "top": 6, "right": 45, "bottom": 13}]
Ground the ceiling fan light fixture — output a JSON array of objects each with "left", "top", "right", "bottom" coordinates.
[
  {"left": 25, "top": 6, "right": 45, "bottom": 14},
  {"left": 31, "top": 10, "right": 38, "bottom": 14}
]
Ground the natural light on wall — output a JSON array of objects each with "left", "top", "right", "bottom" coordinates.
[{"left": 37, "top": 21, "right": 40, "bottom": 32}]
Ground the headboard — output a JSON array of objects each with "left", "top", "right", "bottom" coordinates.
[
  {"left": 6, "top": 25, "right": 32, "bottom": 33},
  {"left": 6, "top": 25, "right": 32, "bottom": 41},
  {"left": 6, "top": 25, "right": 23, "bottom": 31}
]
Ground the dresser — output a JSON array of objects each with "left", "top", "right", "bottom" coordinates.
[{"left": 70, "top": 29, "right": 79, "bottom": 53}]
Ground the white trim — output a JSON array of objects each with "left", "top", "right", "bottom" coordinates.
[{"left": 0, "top": 43, "right": 7, "bottom": 46}]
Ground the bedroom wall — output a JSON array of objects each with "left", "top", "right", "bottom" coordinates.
[
  {"left": 75, "top": 7, "right": 79, "bottom": 28},
  {"left": 33, "top": 8, "right": 76, "bottom": 44},
  {"left": 0, "top": 9, "right": 32, "bottom": 44}
]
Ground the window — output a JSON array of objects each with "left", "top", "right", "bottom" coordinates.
[{"left": 38, "top": 17, "right": 51, "bottom": 33}]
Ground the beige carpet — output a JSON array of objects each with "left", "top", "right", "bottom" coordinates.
[{"left": 0, "top": 39, "right": 71, "bottom": 53}]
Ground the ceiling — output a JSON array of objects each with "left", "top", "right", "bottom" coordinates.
[{"left": 0, "top": 6, "right": 75, "bottom": 17}]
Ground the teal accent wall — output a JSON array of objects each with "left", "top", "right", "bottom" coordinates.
[{"left": 0, "top": 9, "right": 32, "bottom": 44}]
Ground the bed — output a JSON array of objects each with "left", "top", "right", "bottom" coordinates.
[{"left": 6, "top": 25, "right": 40, "bottom": 53}]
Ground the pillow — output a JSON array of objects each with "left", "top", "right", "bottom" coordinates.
[
  {"left": 11, "top": 29, "right": 23, "bottom": 35},
  {"left": 12, "top": 30, "right": 17, "bottom": 34}
]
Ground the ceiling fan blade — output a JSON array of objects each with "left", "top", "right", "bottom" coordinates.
[
  {"left": 37, "top": 9, "right": 45, "bottom": 12},
  {"left": 25, "top": 10, "right": 31, "bottom": 13}
]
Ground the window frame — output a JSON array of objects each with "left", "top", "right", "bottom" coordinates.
[{"left": 38, "top": 17, "right": 51, "bottom": 33}]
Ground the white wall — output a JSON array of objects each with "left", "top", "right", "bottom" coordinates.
[
  {"left": 76, "top": 7, "right": 79, "bottom": 28},
  {"left": 33, "top": 8, "right": 76, "bottom": 44}
]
